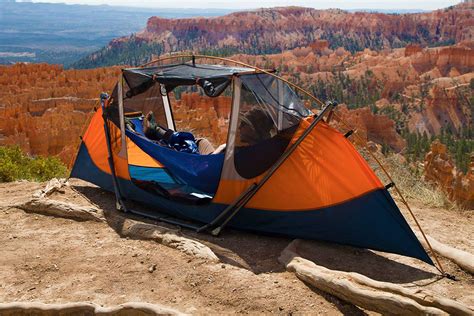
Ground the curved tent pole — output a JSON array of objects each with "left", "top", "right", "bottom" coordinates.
[{"left": 138, "top": 53, "right": 325, "bottom": 108}]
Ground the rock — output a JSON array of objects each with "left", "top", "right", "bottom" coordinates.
[
  {"left": 405, "top": 44, "right": 422, "bottom": 57},
  {"left": 32, "top": 178, "right": 68, "bottom": 199},
  {"left": 0, "top": 302, "right": 186, "bottom": 315},
  {"left": 17, "top": 198, "right": 104, "bottom": 222},
  {"left": 309, "top": 40, "right": 330, "bottom": 54},
  {"left": 334, "top": 105, "right": 406, "bottom": 152},
  {"left": 148, "top": 264, "right": 157, "bottom": 273},
  {"left": 0, "top": 64, "right": 121, "bottom": 164},
  {"left": 92, "top": 4, "right": 472, "bottom": 64},
  {"left": 424, "top": 140, "right": 474, "bottom": 209},
  {"left": 172, "top": 92, "right": 230, "bottom": 147}
]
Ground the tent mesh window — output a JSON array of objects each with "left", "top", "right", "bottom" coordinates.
[
  {"left": 107, "top": 80, "right": 167, "bottom": 132},
  {"left": 234, "top": 74, "right": 311, "bottom": 179},
  {"left": 168, "top": 84, "right": 232, "bottom": 149},
  {"left": 122, "top": 81, "right": 167, "bottom": 131}
]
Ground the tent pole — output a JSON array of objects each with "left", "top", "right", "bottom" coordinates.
[
  {"left": 100, "top": 93, "right": 128, "bottom": 213},
  {"left": 333, "top": 112, "right": 446, "bottom": 276},
  {"left": 198, "top": 101, "right": 337, "bottom": 235}
]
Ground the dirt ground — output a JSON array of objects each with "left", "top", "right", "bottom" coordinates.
[{"left": 0, "top": 179, "right": 473, "bottom": 314}]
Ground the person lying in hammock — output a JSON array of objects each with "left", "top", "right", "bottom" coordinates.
[{"left": 143, "top": 111, "right": 225, "bottom": 155}]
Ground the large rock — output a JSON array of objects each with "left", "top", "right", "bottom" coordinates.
[
  {"left": 0, "top": 302, "right": 185, "bottom": 315},
  {"left": 405, "top": 44, "right": 422, "bottom": 57},
  {"left": 424, "top": 140, "right": 474, "bottom": 209}
]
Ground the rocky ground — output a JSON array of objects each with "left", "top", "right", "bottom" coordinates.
[{"left": 0, "top": 179, "right": 473, "bottom": 314}]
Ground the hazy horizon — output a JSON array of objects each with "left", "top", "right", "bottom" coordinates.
[{"left": 25, "top": 0, "right": 462, "bottom": 10}]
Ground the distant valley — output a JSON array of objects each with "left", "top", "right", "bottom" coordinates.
[{"left": 0, "top": 0, "right": 232, "bottom": 66}]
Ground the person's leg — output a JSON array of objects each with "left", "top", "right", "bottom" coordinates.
[{"left": 196, "top": 138, "right": 216, "bottom": 155}]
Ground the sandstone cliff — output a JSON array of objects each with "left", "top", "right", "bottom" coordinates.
[
  {"left": 75, "top": 3, "right": 474, "bottom": 68},
  {"left": 333, "top": 105, "right": 406, "bottom": 152},
  {"left": 233, "top": 43, "right": 473, "bottom": 137},
  {"left": 424, "top": 140, "right": 473, "bottom": 209},
  {"left": 0, "top": 64, "right": 121, "bottom": 164}
]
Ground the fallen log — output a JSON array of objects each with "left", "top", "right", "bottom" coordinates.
[
  {"left": 279, "top": 240, "right": 473, "bottom": 316},
  {"left": 0, "top": 301, "right": 186, "bottom": 315},
  {"left": 415, "top": 233, "right": 474, "bottom": 275}
]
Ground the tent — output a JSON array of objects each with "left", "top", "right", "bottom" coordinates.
[{"left": 71, "top": 55, "right": 434, "bottom": 266}]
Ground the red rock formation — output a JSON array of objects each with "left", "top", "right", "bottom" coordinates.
[
  {"left": 333, "top": 105, "right": 406, "bottom": 152},
  {"left": 234, "top": 42, "right": 473, "bottom": 137},
  {"left": 309, "top": 40, "right": 330, "bottom": 54},
  {"left": 424, "top": 140, "right": 474, "bottom": 209},
  {"left": 405, "top": 44, "right": 422, "bottom": 57},
  {"left": 0, "top": 63, "right": 121, "bottom": 165},
  {"left": 0, "top": 64, "right": 233, "bottom": 162},
  {"left": 171, "top": 92, "right": 231, "bottom": 146},
  {"left": 87, "top": 3, "right": 473, "bottom": 67}
]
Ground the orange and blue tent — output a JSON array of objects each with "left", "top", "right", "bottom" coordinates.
[{"left": 71, "top": 56, "right": 434, "bottom": 266}]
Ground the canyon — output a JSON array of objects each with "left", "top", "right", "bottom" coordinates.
[
  {"left": 233, "top": 41, "right": 473, "bottom": 139},
  {"left": 75, "top": 3, "right": 473, "bottom": 68},
  {"left": 2, "top": 42, "right": 473, "bottom": 156},
  {"left": 1, "top": 5, "right": 472, "bottom": 207},
  {"left": 1, "top": 4, "right": 474, "bottom": 315}
]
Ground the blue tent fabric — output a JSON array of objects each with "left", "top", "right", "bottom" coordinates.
[
  {"left": 129, "top": 117, "right": 144, "bottom": 135},
  {"left": 129, "top": 165, "right": 176, "bottom": 184},
  {"left": 72, "top": 142, "right": 434, "bottom": 265},
  {"left": 126, "top": 130, "right": 224, "bottom": 195}
]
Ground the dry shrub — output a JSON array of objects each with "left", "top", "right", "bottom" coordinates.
[{"left": 358, "top": 148, "right": 455, "bottom": 209}]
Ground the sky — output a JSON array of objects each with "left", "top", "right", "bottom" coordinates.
[{"left": 28, "top": 0, "right": 462, "bottom": 10}]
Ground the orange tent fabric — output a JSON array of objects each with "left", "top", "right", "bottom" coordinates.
[{"left": 214, "top": 118, "right": 384, "bottom": 210}]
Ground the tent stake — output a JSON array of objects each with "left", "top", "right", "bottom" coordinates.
[{"left": 200, "top": 101, "right": 337, "bottom": 236}]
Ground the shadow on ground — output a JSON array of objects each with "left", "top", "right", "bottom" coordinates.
[{"left": 73, "top": 183, "right": 437, "bottom": 285}]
